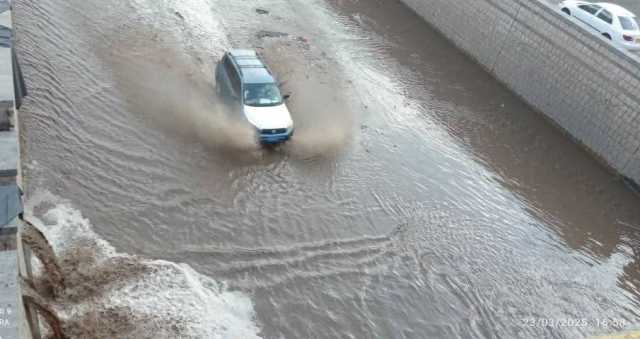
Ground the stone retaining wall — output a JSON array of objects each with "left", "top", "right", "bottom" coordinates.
[{"left": 400, "top": 0, "right": 640, "bottom": 186}]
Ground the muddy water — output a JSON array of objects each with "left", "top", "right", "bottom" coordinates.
[{"left": 14, "top": 0, "right": 640, "bottom": 337}]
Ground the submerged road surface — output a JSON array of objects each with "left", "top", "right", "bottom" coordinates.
[{"left": 14, "top": 0, "right": 640, "bottom": 337}]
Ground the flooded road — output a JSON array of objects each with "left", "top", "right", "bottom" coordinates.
[{"left": 13, "top": 0, "right": 640, "bottom": 337}]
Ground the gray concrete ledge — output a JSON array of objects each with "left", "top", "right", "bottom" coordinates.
[
  {"left": 0, "top": 249, "right": 17, "bottom": 339},
  {"left": 0, "top": 1, "right": 26, "bottom": 338},
  {"left": 0, "top": 129, "right": 17, "bottom": 175}
]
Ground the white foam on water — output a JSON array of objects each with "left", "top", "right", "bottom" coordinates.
[
  {"left": 105, "top": 261, "right": 261, "bottom": 339},
  {"left": 26, "top": 191, "right": 117, "bottom": 262},
  {"left": 25, "top": 191, "right": 262, "bottom": 339}
]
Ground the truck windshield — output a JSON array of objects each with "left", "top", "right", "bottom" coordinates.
[{"left": 243, "top": 83, "right": 283, "bottom": 107}]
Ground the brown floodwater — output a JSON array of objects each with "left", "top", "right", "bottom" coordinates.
[{"left": 14, "top": 0, "right": 640, "bottom": 337}]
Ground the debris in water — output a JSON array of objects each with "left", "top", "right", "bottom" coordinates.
[
  {"left": 255, "top": 8, "right": 269, "bottom": 15},
  {"left": 174, "top": 11, "right": 184, "bottom": 21},
  {"left": 296, "top": 36, "right": 311, "bottom": 50},
  {"left": 256, "top": 30, "right": 289, "bottom": 39}
]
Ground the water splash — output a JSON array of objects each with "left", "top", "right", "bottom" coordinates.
[
  {"left": 25, "top": 191, "right": 262, "bottom": 339},
  {"left": 22, "top": 220, "right": 65, "bottom": 298},
  {"left": 98, "top": 0, "right": 261, "bottom": 155}
]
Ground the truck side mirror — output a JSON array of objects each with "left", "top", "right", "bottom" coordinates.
[{"left": 283, "top": 94, "right": 291, "bottom": 101}]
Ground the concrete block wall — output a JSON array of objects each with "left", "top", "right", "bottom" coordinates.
[{"left": 400, "top": 0, "right": 640, "bottom": 186}]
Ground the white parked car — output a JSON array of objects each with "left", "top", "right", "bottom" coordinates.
[{"left": 559, "top": 1, "right": 640, "bottom": 51}]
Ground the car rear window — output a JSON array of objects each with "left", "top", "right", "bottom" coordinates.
[{"left": 619, "top": 16, "right": 639, "bottom": 30}]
